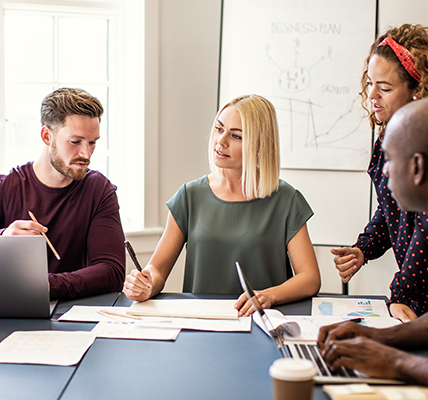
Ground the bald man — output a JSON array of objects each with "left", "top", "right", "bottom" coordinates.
[{"left": 317, "top": 98, "right": 428, "bottom": 385}]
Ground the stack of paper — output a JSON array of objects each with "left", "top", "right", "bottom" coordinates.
[
  {"left": 60, "top": 305, "right": 251, "bottom": 334},
  {"left": 58, "top": 299, "right": 251, "bottom": 341},
  {"left": 127, "top": 299, "right": 239, "bottom": 320}
]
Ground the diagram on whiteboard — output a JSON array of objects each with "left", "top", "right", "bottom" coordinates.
[
  {"left": 219, "top": 0, "right": 376, "bottom": 170},
  {"left": 266, "top": 41, "right": 364, "bottom": 154}
]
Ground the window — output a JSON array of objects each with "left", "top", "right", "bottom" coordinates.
[
  {"left": 3, "top": 7, "right": 113, "bottom": 175},
  {"left": 0, "top": 0, "right": 146, "bottom": 232}
]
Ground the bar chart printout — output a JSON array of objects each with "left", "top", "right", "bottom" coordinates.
[{"left": 311, "top": 298, "right": 390, "bottom": 318}]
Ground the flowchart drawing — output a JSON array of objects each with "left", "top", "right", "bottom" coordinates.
[
  {"left": 219, "top": 0, "right": 376, "bottom": 170},
  {"left": 266, "top": 42, "right": 366, "bottom": 155}
]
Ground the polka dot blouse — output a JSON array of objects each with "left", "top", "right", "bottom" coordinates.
[{"left": 355, "top": 138, "right": 428, "bottom": 316}]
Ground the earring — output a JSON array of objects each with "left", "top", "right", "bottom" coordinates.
[{"left": 414, "top": 95, "right": 418, "bottom": 100}]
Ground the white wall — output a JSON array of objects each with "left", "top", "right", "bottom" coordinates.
[
  {"left": 126, "top": 0, "right": 221, "bottom": 292},
  {"left": 280, "top": 168, "right": 373, "bottom": 295},
  {"left": 129, "top": 0, "right": 428, "bottom": 298},
  {"left": 157, "top": 0, "right": 220, "bottom": 223}
]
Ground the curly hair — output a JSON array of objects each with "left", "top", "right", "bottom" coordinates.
[
  {"left": 360, "top": 24, "right": 428, "bottom": 138},
  {"left": 41, "top": 87, "right": 104, "bottom": 132}
]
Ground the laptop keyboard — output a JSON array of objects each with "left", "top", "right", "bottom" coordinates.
[{"left": 287, "top": 343, "right": 358, "bottom": 378}]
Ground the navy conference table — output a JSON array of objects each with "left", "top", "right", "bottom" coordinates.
[{"left": 1, "top": 293, "right": 425, "bottom": 400}]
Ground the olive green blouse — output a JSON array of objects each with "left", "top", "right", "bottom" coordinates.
[{"left": 166, "top": 175, "right": 313, "bottom": 294}]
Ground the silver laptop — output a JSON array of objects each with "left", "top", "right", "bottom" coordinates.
[
  {"left": 0, "top": 235, "right": 56, "bottom": 318},
  {"left": 235, "top": 261, "right": 400, "bottom": 384}
]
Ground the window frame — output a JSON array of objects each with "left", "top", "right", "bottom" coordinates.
[{"left": 0, "top": 0, "right": 154, "bottom": 232}]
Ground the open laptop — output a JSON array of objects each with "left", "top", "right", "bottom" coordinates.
[
  {"left": 235, "top": 261, "right": 400, "bottom": 384},
  {"left": 0, "top": 235, "right": 57, "bottom": 318}
]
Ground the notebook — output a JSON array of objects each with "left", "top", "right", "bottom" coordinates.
[
  {"left": 234, "top": 261, "right": 401, "bottom": 384},
  {"left": 0, "top": 235, "right": 56, "bottom": 318}
]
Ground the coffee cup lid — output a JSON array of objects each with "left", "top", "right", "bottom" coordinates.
[{"left": 269, "top": 358, "right": 317, "bottom": 381}]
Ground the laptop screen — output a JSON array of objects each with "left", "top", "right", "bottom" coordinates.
[{"left": 0, "top": 235, "right": 52, "bottom": 318}]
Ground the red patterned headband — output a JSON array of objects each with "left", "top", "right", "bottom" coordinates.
[{"left": 378, "top": 37, "right": 421, "bottom": 82}]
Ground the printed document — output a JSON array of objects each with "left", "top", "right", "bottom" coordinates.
[
  {"left": 312, "top": 297, "right": 390, "bottom": 318},
  {"left": 0, "top": 331, "right": 96, "bottom": 366}
]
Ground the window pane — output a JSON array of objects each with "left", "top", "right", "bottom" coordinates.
[
  {"left": 3, "top": 12, "right": 111, "bottom": 187},
  {"left": 5, "top": 83, "right": 55, "bottom": 167},
  {"left": 4, "top": 14, "right": 54, "bottom": 82},
  {"left": 58, "top": 17, "right": 108, "bottom": 83}
]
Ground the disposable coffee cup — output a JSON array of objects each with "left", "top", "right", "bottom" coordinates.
[{"left": 269, "top": 358, "right": 317, "bottom": 400}]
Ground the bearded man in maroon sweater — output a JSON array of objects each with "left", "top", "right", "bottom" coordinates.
[{"left": 0, "top": 88, "right": 125, "bottom": 299}]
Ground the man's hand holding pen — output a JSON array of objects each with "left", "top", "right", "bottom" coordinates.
[
  {"left": 2, "top": 212, "right": 61, "bottom": 260},
  {"left": 2, "top": 219, "right": 47, "bottom": 236}
]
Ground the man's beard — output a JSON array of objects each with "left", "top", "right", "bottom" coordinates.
[{"left": 50, "top": 141, "right": 90, "bottom": 181}]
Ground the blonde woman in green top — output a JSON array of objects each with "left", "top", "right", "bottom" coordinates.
[{"left": 124, "top": 94, "right": 321, "bottom": 316}]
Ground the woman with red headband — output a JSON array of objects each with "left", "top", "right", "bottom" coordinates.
[{"left": 332, "top": 24, "right": 428, "bottom": 322}]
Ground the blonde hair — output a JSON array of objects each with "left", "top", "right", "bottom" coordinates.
[
  {"left": 360, "top": 24, "right": 428, "bottom": 138},
  {"left": 209, "top": 94, "right": 280, "bottom": 199}
]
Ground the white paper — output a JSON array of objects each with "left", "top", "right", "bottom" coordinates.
[
  {"left": 135, "top": 315, "right": 251, "bottom": 332},
  {"left": 128, "top": 299, "right": 239, "bottom": 320},
  {"left": 0, "top": 331, "right": 96, "bottom": 366},
  {"left": 59, "top": 305, "right": 250, "bottom": 332},
  {"left": 254, "top": 309, "right": 400, "bottom": 341},
  {"left": 325, "top": 383, "right": 375, "bottom": 395},
  {"left": 59, "top": 306, "right": 143, "bottom": 322},
  {"left": 312, "top": 297, "right": 390, "bottom": 318},
  {"left": 91, "top": 321, "right": 180, "bottom": 341},
  {"left": 378, "top": 388, "right": 426, "bottom": 400}
]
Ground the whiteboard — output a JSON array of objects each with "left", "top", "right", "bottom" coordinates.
[{"left": 219, "top": 0, "right": 376, "bottom": 170}]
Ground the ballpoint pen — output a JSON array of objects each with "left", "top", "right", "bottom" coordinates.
[
  {"left": 28, "top": 211, "right": 61, "bottom": 260},
  {"left": 347, "top": 318, "right": 363, "bottom": 323},
  {"left": 124, "top": 240, "right": 142, "bottom": 271},
  {"left": 124, "top": 240, "right": 151, "bottom": 289}
]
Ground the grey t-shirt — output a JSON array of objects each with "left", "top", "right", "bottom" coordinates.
[{"left": 167, "top": 175, "right": 313, "bottom": 294}]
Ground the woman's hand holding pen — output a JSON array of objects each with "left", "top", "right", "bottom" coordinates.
[
  {"left": 123, "top": 269, "right": 153, "bottom": 302},
  {"left": 124, "top": 240, "right": 154, "bottom": 301}
]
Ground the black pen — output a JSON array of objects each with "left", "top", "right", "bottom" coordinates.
[
  {"left": 347, "top": 318, "right": 363, "bottom": 323},
  {"left": 124, "top": 240, "right": 142, "bottom": 272}
]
